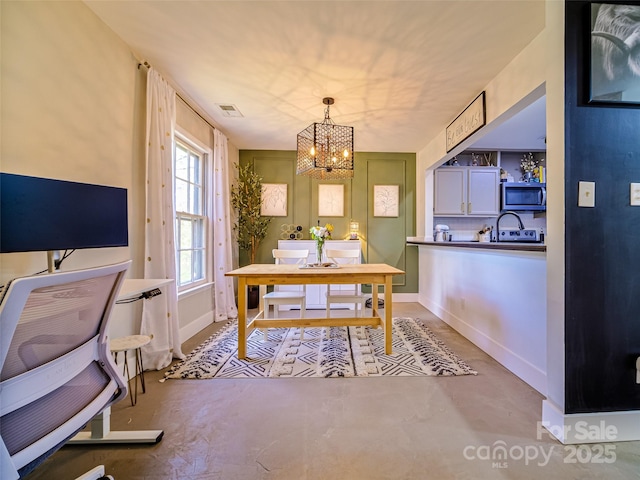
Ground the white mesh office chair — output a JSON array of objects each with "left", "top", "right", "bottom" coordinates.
[
  {"left": 325, "top": 249, "right": 366, "bottom": 318},
  {"left": 262, "top": 249, "right": 308, "bottom": 340},
  {"left": 0, "top": 261, "right": 131, "bottom": 480}
]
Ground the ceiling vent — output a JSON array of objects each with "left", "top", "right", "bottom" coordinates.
[{"left": 216, "top": 104, "right": 243, "bottom": 117}]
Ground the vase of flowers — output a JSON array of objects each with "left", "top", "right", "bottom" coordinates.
[
  {"left": 309, "top": 223, "right": 333, "bottom": 265},
  {"left": 520, "top": 152, "right": 538, "bottom": 182}
]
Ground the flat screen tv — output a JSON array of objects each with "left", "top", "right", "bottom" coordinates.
[{"left": 0, "top": 173, "right": 128, "bottom": 253}]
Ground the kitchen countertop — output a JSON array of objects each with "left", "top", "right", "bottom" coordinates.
[{"left": 406, "top": 236, "right": 546, "bottom": 252}]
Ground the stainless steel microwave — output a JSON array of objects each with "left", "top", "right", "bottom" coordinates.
[{"left": 501, "top": 182, "right": 546, "bottom": 211}]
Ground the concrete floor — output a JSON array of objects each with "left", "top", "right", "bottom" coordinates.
[{"left": 25, "top": 303, "right": 639, "bottom": 479}]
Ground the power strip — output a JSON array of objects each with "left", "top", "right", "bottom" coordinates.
[{"left": 142, "top": 288, "right": 162, "bottom": 299}]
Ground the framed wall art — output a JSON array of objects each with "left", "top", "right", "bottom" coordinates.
[
  {"left": 374, "top": 185, "right": 399, "bottom": 217},
  {"left": 589, "top": 3, "right": 640, "bottom": 105},
  {"left": 261, "top": 183, "right": 287, "bottom": 216},
  {"left": 318, "top": 184, "right": 344, "bottom": 217}
]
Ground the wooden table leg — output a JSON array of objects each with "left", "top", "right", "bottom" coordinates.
[
  {"left": 259, "top": 284, "right": 266, "bottom": 312},
  {"left": 372, "top": 283, "right": 379, "bottom": 317},
  {"left": 238, "top": 277, "right": 247, "bottom": 359},
  {"left": 384, "top": 274, "right": 392, "bottom": 354}
]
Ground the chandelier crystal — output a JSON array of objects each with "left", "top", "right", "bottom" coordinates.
[{"left": 296, "top": 97, "right": 354, "bottom": 179}]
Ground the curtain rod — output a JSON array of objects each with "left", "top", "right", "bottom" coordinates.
[
  {"left": 138, "top": 61, "right": 216, "bottom": 132},
  {"left": 176, "top": 93, "right": 217, "bottom": 132}
]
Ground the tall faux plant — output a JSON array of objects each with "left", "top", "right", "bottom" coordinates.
[{"left": 231, "top": 163, "right": 271, "bottom": 264}]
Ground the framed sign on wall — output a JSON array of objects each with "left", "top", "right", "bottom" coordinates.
[{"left": 446, "top": 92, "right": 486, "bottom": 152}]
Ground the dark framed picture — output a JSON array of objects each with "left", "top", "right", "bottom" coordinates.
[{"left": 589, "top": 3, "right": 640, "bottom": 105}]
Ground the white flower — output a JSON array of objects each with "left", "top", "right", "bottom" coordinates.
[
  {"left": 310, "top": 226, "right": 328, "bottom": 239},
  {"left": 310, "top": 223, "right": 333, "bottom": 241},
  {"left": 521, "top": 153, "right": 538, "bottom": 173}
]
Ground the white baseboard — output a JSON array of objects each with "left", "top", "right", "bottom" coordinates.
[
  {"left": 364, "top": 293, "right": 418, "bottom": 303},
  {"left": 542, "top": 399, "right": 640, "bottom": 443},
  {"left": 423, "top": 298, "right": 547, "bottom": 395},
  {"left": 392, "top": 293, "right": 419, "bottom": 303},
  {"left": 180, "top": 311, "right": 214, "bottom": 343}
]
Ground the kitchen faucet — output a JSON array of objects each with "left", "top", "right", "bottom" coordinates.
[{"left": 495, "top": 211, "right": 524, "bottom": 242}]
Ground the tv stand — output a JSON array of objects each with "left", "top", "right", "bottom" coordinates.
[{"left": 46, "top": 250, "right": 61, "bottom": 273}]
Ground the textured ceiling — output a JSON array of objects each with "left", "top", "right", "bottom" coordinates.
[{"left": 85, "top": 1, "right": 545, "bottom": 153}]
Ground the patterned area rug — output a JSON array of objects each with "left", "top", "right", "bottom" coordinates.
[{"left": 163, "top": 317, "right": 477, "bottom": 379}]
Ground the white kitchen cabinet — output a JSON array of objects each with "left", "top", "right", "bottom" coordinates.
[
  {"left": 434, "top": 168, "right": 466, "bottom": 215},
  {"left": 434, "top": 167, "right": 500, "bottom": 216},
  {"left": 276, "top": 240, "right": 362, "bottom": 310}
]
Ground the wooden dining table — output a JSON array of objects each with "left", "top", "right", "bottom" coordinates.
[{"left": 225, "top": 263, "right": 405, "bottom": 359}]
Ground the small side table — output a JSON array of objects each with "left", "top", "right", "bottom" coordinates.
[{"left": 110, "top": 334, "right": 152, "bottom": 406}]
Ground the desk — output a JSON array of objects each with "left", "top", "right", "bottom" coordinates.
[{"left": 225, "top": 263, "right": 404, "bottom": 359}]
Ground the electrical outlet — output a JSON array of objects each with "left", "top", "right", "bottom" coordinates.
[
  {"left": 578, "top": 181, "right": 595, "bottom": 207},
  {"left": 631, "top": 183, "right": 640, "bottom": 206}
]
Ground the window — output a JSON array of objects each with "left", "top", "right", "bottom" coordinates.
[{"left": 174, "top": 136, "right": 208, "bottom": 290}]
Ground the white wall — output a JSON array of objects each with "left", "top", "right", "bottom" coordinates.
[
  {"left": 1, "top": 1, "right": 139, "bottom": 281},
  {"left": 543, "top": 0, "right": 566, "bottom": 417},
  {"left": 1, "top": 1, "right": 141, "bottom": 338},
  {"left": 0, "top": 1, "right": 237, "bottom": 344}
]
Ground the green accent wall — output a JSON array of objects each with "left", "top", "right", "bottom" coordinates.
[{"left": 238, "top": 150, "right": 417, "bottom": 294}]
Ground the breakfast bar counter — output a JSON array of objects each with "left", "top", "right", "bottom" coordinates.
[
  {"left": 406, "top": 236, "right": 546, "bottom": 252},
  {"left": 408, "top": 235, "right": 547, "bottom": 394}
]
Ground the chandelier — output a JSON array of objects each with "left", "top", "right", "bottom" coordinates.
[{"left": 296, "top": 97, "right": 354, "bottom": 179}]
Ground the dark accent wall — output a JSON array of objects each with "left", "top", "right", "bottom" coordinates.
[
  {"left": 565, "top": 1, "right": 640, "bottom": 413},
  {"left": 238, "top": 150, "right": 418, "bottom": 293}
]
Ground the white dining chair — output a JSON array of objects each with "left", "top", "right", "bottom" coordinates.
[
  {"left": 325, "top": 249, "right": 366, "bottom": 318},
  {"left": 262, "top": 249, "right": 309, "bottom": 340}
]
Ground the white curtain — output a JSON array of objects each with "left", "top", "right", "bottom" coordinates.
[
  {"left": 141, "top": 68, "right": 184, "bottom": 369},
  {"left": 212, "top": 129, "right": 238, "bottom": 322}
]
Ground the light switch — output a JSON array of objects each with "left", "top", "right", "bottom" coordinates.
[
  {"left": 578, "top": 181, "right": 595, "bottom": 207},
  {"left": 631, "top": 183, "right": 640, "bottom": 206}
]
